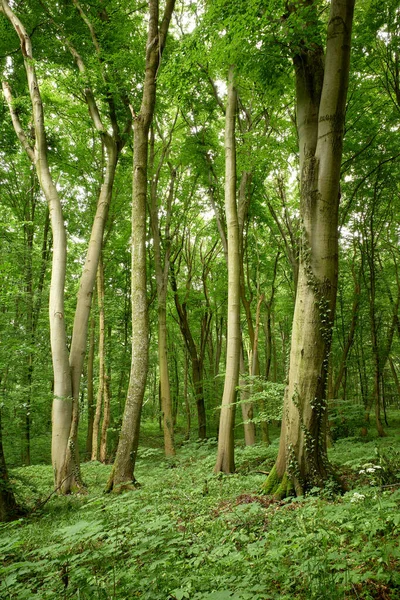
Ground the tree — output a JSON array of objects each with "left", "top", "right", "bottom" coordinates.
[
  {"left": 264, "top": 0, "right": 356, "bottom": 497},
  {"left": 1, "top": 0, "right": 135, "bottom": 491},
  {"left": 106, "top": 0, "right": 175, "bottom": 491},
  {"left": 214, "top": 67, "right": 240, "bottom": 473},
  {"left": 149, "top": 124, "right": 177, "bottom": 457}
]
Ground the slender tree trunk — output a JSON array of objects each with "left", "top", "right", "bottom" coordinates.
[
  {"left": 170, "top": 264, "right": 208, "bottom": 439},
  {"left": 261, "top": 253, "right": 279, "bottom": 443},
  {"left": 1, "top": 5, "right": 73, "bottom": 489},
  {"left": 264, "top": 0, "right": 355, "bottom": 497},
  {"left": 92, "top": 261, "right": 105, "bottom": 460},
  {"left": 106, "top": 0, "right": 175, "bottom": 490},
  {"left": 66, "top": 144, "right": 118, "bottom": 480},
  {"left": 86, "top": 309, "right": 96, "bottom": 458},
  {"left": 1, "top": 0, "right": 119, "bottom": 492},
  {"left": 171, "top": 348, "right": 179, "bottom": 427},
  {"left": 215, "top": 67, "right": 240, "bottom": 474},
  {"left": 184, "top": 350, "right": 191, "bottom": 439},
  {"left": 95, "top": 255, "right": 111, "bottom": 463},
  {"left": 240, "top": 346, "right": 255, "bottom": 446},
  {"left": 150, "top": 163, "right": 176, "bottom": 457},
  {"left": 389, "top": 356, "right": 400, "bottom": 399},
  {"left": 99, "top": 377, "right": 110, "bottom": 462},
  {"left": 22, "top": 203, "right": 34, "bottom": 466},
  {"left": 158, "top": 302, "right": 175, "bottom": 456},
  {"left": 332, "top": 262, "right": 361, "bottom": 399}
]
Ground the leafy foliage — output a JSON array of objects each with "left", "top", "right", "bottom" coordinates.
[{"left": 1, "top": 419, "right": 400, "bottom": 599}]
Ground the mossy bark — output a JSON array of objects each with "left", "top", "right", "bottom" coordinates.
[
  {"left": 264, "top": 0, "right": 355, "bottom": 498},
  {"left": 262, "top": 466, "right": 294, "bottom": 500},
  {"left": 106, "top": 0, "right": 176, "bottom": 491}
]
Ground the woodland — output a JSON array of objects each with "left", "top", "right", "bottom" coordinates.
[{"left": 0, "top": 0, "right": 400, "bottom": 597}]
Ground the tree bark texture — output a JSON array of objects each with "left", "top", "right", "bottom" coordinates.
[
  {"left": 264, "top": 0, "right": 355, "bottom": 497},
  {"left": 106, "top": 0, "right": 176, "bottom": 490},
  {"left": 214, "top": 67, "right": 240, "bottom": 474},
  {"left": 1, "top": 0, "right": 120, "bottom": 492},
  {"left": 1, "top": 1, "right": 72, "bottom": 491},
  {"left": 170, "top": 263, "right": 208, "bottom": 440},
  {"left": 240, "top": 346, "right": 256, "bottom": 446},
  {"left": 150, "top": 159, "right": 176, "bottom": 457},
  {"left": 86, "top": 309, "right": 96, "bottom": 458}
]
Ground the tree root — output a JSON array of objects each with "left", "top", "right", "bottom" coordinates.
[
  {"left": 111, "top": 482, "right": 141, "bottom": 494},
  {"left": 261, "top": 465, "right": 294, "bottom": 500},
  {"left": 104, "top": 474, "right": 141, "bottom": 494}
]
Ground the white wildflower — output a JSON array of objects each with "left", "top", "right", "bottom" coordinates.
[{"left": 350, "top": 492, "right": 365, "bottom": 503}]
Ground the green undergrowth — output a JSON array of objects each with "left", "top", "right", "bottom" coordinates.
[{"left": 1, "top": 425, "right": 400, "bottom": 600}]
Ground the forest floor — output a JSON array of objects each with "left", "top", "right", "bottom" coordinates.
[{"left": 1, "top": 416, "right": 400, "bottom": 600}]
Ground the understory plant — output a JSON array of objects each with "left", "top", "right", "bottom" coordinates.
[{"left": 1, "top": 420, "right": 400, "bottom": 599}]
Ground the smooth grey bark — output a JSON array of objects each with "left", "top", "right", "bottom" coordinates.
[
  {"left": 214, "top": 67, "right": 240, "bottom": 474},
  {"left": 239, "top": 345, "right": 256, "bottom": 446},
  {"left": 1, "top": 0, "right": 125, "bottom": 492},
  {"left": 1, "top": 1, "right": 72, "bottom": 490},
  {"left": 264, "top": 0, "right": 355, "bottom": 496},
  {"left": 86, "top": 308, "right": 96, "bottom": 457}
]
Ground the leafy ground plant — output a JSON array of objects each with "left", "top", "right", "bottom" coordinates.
[{"left": 1, "top": 415, "right": 400, "bottom": 599}]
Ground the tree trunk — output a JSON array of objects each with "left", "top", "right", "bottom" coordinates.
[
  {"left": 264, "top": 0, "right": 355, "bottom": 497},
  {"left": 389, "top": 356, "right": 400, "bottom": 400},
  {"left": 215, "top": 67, "right": 240, "bottom": 474},
  {"left": 22, "top": 194, "right": 34, "bottom": 466},
  {"left": 106, "top": 0, "right": 175, "bottom": 490},
  {"left": 184, "top": 350, "right": 191, "bottom": 439},
  {"left": 240, "top": 346, "right": 256, "bottom": 446},
  {"left": 0, "top": 411, "right": 20, "bottom": 522},
  {"left": 66, "top": 143, "right": 117, "bottom": 480},
  {"left": 1, "top": 4, "right": 73, "bottom": 490},
  {"left": 1, "top": 0, "right": 119, "bottom": 492},
  {"left": 332, "top": 262, "right": 361, "bottom": 399},
  {"left": 94, "top": 255, "right": 111, "bottom": 463},
  {"left": 86, "top": 309, "right": 96, "bottom": 458},
  {"left": 170, "top": 263, "right": 208, "bottom": 439},
  {"left": 150, "top": 160, "right": 176, "bottom": 457}
]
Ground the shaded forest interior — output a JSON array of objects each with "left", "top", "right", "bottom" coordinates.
[{"left": 0, "top": 0, "right": 400, "bottom": 597}]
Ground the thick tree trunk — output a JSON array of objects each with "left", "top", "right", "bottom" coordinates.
[
  {"left": 264, "top": 0, "right": 355, "bottom": 497},
  {"left": 215, "top": 67, "right": 240, "bottom": 474},
  {"left": 106, "top": 0, "right": 175, "bottom": 490}
]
